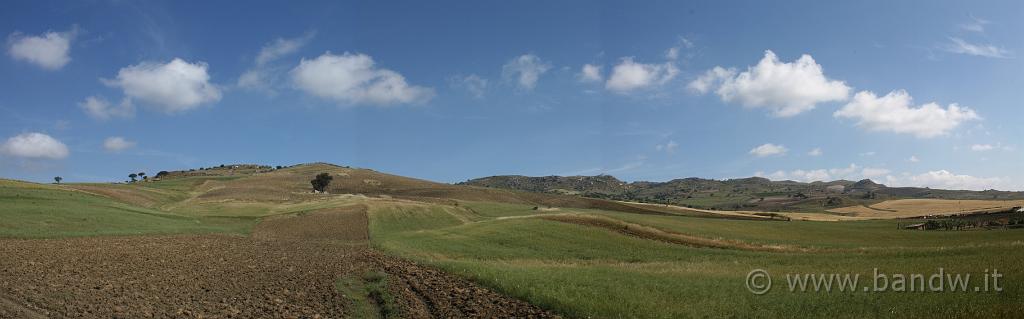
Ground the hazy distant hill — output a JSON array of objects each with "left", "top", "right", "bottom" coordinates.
[{"left": 460, "top": 175, "right": 1024, "bottom": 212}]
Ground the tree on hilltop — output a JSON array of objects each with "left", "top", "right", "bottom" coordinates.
[
  {"left": 54, "top": 176, "right": 62, "bottom": 184},
  {"left": 311, "top": 173, "right": 333, "bottom": 193},
  {"left": 129, "top": 173, "right": 137, "bottom": 182}
]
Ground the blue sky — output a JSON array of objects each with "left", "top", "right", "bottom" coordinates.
[{"left": 1, "top": 0, "right": 1022, "bottom": 190}]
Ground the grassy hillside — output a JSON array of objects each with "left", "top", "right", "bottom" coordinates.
[
  {"left": 1, "top": 163, "right": 674, "bottom": 236},
  {"left": 0, "top": 179, "right": 254, "bottom": 238}
]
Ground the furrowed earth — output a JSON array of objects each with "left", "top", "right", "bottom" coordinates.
[
  {"left": 2, "top": 163, "right": 1023, "bottom": 318},
  {"left": 0, "top": 205, "right": 553, "bottom": 318}
]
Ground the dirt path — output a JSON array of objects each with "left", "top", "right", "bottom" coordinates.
[{"left": 0, "top": 206, "right": 557, "bottom": 318}]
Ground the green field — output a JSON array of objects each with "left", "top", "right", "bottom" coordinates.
[
  {"left": 0, "top": 179, "right": 255, "bottom": 238},
  {"left": 369, "top": 201, "right": 1024, "bottom": 318}
]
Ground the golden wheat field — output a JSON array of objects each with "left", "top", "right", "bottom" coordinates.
[{"left": 828, "top": 199, "right": 1024, "bottom": 218}]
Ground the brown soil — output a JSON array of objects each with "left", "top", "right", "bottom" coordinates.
[
  {"left": 252, "top": 205, "right": 370, "bottom": 241},
  {"left": 371, "top": 254, "right": 553, "bottom": 319},
  {"left": 0, "top": 207, "right": 557, "bottom": 318}
]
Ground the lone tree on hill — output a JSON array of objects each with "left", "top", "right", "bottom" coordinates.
[
  {"left": 311, "top": 173, "right": 333, "bottom": 193},
  {"left": 155, "top": 171, "right": 169, "bottom": 178},
  {"left": 54, "top": 176, "right": 62, "bottom": 184},
  {"left": 129, "top": 173, "right": 137, "bottom": 182}
]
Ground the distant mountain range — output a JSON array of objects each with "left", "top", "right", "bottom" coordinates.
[{"left": 460, "top": 175, "right": 1024, "bottom": 212}]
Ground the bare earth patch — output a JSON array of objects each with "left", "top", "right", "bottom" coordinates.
[{"left": 0, "top": 207, "right": 557, "bottom": 318}]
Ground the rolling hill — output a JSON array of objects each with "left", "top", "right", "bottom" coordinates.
[{"left": 460, "top": 174, "right": 1024, "bottom": 212}]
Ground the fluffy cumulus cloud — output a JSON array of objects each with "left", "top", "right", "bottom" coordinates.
[
  {"left": 578, "top": 64, "right": 602, "bottom": 83},
  {"left": 502, "top": 54, "right": 551, "bottom": 90},
  {"left": 834, "top": 90, "right": 980, "bottom": 138},
  {"left": 605, "top": 57, "right": 678, "bottom": 93},
  {"left": 102, "top": 136, "right": 135, "bottom": 152},
  {"left": 887, "top": 170, "right": 1010, "bottom": 191},
  {"left": 291, "top": 52, "right": 434, "bottom": 105},
  {"left": 749, "top": 143, "right": 787, "bottom": 157},
  {"left": 7, "top": 28, "right": 76, "bottom": 70},
  {"left": 103, "top": 58, "right": 222, "bottom": 113},
  {"left": 79, "top": 96, "right": 134, "bottom": 120},
  {"left": 0, "top": 132, "right": 69, "bottom": 160},
  {"left": 945, "top": 38, "right": 1011, "bottom": 59},
  {"left": 449, "top": 74, "right": 488, "bottom": 99},
  {"left": 688, "top": 50, "right": 850, "bottom": 117},
  {"left": 239, "top": 32, "right": 315, "bottom": 92}
]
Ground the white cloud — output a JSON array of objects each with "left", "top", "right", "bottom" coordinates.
[
  {"left": 960, "top": 16, "right": 990, "bottom": 33},
  {"left": 655, "top": 140, "right": 679, "bottom": 153},
  {"left": 665, "top": 47, "right": 679, "bottom": 60},
  {"left": 689, "top": 50, "right": 850, "bottom": 117},
  {"left": 834, "top": 90, "right": 980, "bottom": 138},
  {"left": 502, "top": 54, "right": 551, "bottom": 90},
  {"left": 255, "top": 31, "right": 314, "bottom": 66},
  {"left": 789, "top": 169, "right": 830, "bottom": 182},
  {"left": 665, "top": 37, "right": 694, "bottom": 60},
  {"left": 239, "top": 32, "right": 315, "bottom": 92},
  {"left": 449, "top": 74, "right": 488, "bottom": 99},
  {"left": 7, "top": 28, "right": 76, "bottom": 70},
  {"left": 749, "top": 143, "right": 787, "bottom": 157},
  {"left": 103, "top": 136, "right": 135, "bottom": 152},
  {"left": 859, "top": 151, "right": 876, "bottom": 157},
  {"left": 237, "top": 69, "right": 271, "bottom": 91},
  {"left": 908, "top": 155, "right": 920, "bottom": 163},
  {"left": 104, "top": 58, "right": 222, "bottom": 113},
  {"left": 945, "top": 37, "right": 1011, "bottom": 58},
  {"left": 1, "top": 132, "right": 69, "bottom": 160},
  {"left": 291, "top": 52, "right": 434, "bottom": 105},
  {"left": 807, "top": 148, "right": 823, "bottom": 156},
  {"left": 887, "top": 170, "right": 1010, "bottom": 191},
  {"left": 757, "top": 169, "right": 829, "bottom": 183},
  {"left": 687, "top": 66, "right": 735, "bottom": 94},
  {"left": 971, "top": 144, "right": 994, "bottom": 151},
  {"left": 755, "top": 164, "right": 872, "bottom": 183},
  {"left": 579, "top": 64, "right": 602, "bottom": 83},
  {"left": 828, "top": 163, "right": 859, "bottom": 177},
  {"left": 605, "top": 57, "right": 678, "bottom": 93},
  {"left": 79, "top": 96, "right": 134, "bottom": 120}
]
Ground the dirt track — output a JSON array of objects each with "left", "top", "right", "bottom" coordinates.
[{"left": 0, "top": 208, "right": 556, "bottom": 318}]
